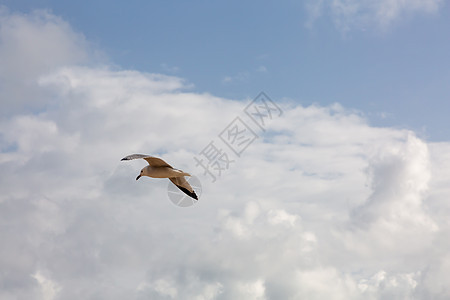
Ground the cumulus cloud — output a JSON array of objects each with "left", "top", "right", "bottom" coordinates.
[
  {"left": 0, "top": 6, "right": 95, "bottom": 115},
  {"left": 306, "top": 0, "right": 444, "bottom": 31},
  {"left": 2, "top": 7, "right": 450, "bottom": 300}
]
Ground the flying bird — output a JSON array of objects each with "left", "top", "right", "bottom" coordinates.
[{"left": 121, "top": 154, "right": 198, "bottom": 200}]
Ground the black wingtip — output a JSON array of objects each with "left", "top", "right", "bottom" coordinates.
[{"left": 178, "top": 186, "right": 198, "bottom": 201}]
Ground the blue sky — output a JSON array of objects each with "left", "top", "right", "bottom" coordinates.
[{"left": 4, "top": 0, "right": 450, "bottom": 140}]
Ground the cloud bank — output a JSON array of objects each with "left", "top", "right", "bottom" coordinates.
[{"left": 1, "top": 7, "right": 450, "bottom": 300}]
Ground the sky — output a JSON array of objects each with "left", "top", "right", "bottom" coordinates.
[
  {"left": 1, "top": 1, "right": 450, "bottom": 299},
  {"left": 2, "top": 0, "right": 450, "bottom": 140}
]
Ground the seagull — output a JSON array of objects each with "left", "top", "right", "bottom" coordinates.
[{"left": 121, "top": 154, "right": 198, "bottom": 200}]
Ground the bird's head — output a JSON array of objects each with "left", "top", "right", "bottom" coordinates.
[{"left": 136, "top": 168, "right": 144, "bottom": 180}]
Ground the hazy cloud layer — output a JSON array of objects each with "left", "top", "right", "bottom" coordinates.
[
  {"left": 1, "top": 8, "right": 450, "bottom": 300},
  {"left": 306, "top": 0, "right": 444, "bottom": 31}
]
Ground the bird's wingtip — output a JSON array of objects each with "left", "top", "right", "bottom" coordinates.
[{"left": 177, "top": 185, "right": 199, "bottom": 201}]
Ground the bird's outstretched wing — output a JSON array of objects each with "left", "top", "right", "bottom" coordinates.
[
  {"left": 121, "top": 154, "right": 172, "bottom": 168},
  {"left": 169, "top": 177, "right": 198, "bottom": 200}
]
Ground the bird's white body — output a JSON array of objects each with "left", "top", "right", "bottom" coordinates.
[{"left": 142, "top": 166, "right": 190, "bottom": 178}]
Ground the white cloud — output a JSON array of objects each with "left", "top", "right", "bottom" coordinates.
[
  {"left": 357, "top": 270, "right": 420, "bottom": 299},
  {"left": 235, "top": 279, "right": 266, "bottom": 299},
  {"left": 161, "top": 63, "right": 180, "bottom": 73},
  {"left": 0, "top": 6, "right": 97, "bottom": 115},
  {"left": 2, "top": 8, "right": 450, "bottom": 300},
  {"left": 150, "top": 278, "right": 178, "bottom": 298},
  {"left": 306, "top": 0, "right": 444, "bottom": 31},
  {"left": 267, "top": 209, "right": 298, "bottom": 227},
  {"left": 222, "top": 71, "right": 249, "bottom": 84},
  {"left": 352, "top": 134, "right": 436, "bottom": 231},
  {"left": 293, "top": 267, "right": 357, "bottom": 299},
  {"left": 33, "top": 271, "right": 61, "bottom": 300}
]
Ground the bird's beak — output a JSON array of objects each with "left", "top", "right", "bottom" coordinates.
[{"left": 136, "top": 174, "right": 141, "bottom": 181}]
